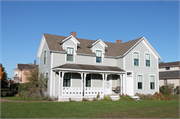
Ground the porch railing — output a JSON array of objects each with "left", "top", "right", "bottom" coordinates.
[
  {"left": 85, "top": 87, "right": 103, "bottom": 96},
  {"left": 62, "top": 87, "right": 82, "bottom": 97}
]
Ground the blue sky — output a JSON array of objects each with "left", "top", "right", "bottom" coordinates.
[{"left": 1, "top": 1, "right": 179, "bottom": 80}]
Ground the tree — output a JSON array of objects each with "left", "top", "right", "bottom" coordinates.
[
  {"left": 19, "top": 66, "right": 48, "bottom": 99},
  {"left": 0, "top": 64, "right": 8, "bottom": 87}
]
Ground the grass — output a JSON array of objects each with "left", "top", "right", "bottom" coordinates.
[
  {"left": 1, "top": 96, "right": 42, "bottom": 101},
  {"left": 1, "top": 95, "right": 179, "bottom": 118}
]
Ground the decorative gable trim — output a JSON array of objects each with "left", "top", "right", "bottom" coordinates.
[
  {"left": 59, "top": 35, "right": 80, "bottom": 45},
  {"left": 123, "top": 37, "right": 162, "bottom": 60},
  {"left": 91, "top": 39, "right": 108, "bottom": 48},
  {"left": 37, "top": 34, "right": 48, "bottom": 58}
]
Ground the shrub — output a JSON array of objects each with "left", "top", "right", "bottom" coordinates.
[
  {"left": 119, "top": 94, "right": 135, "bottom": 101},
  {"left": 9, "top": 83, "right": 19, "bottom": 92},
  {"left": 82, "top": 98, "right": 88, "bottom": 101},
  {"left": 101, "top": 95, "right": 112, "bottom": 101},
  {"left": 174, "top": 86, "right": 180, "bottom": 94},
  {"left": 164, "top": 95, "right": 171, "bottom": 100},
  {"left": 96, "top": 93, "right": 100, "bottom": 99},
  {"left": 69, "top": 98, "right": 72, "bottom": 102},
  {"left": 134, "top": 93, "right": 152, "bottom": 100},
  {"left": 2, "top": 91, "right": 7, "bottom": 97},
  {"left": 92, "top": 97, "right": 98, "bottom": 101},
  {"left": 160, "top": 83, "right": 174, "bottom": 95}
]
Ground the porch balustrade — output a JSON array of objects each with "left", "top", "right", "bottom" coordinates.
[
  {"left": 85, "top": 87, "right": 103, "bottom": 96},
  {"left": 62, "top": 87, "right": 82, "bottom": 96}
]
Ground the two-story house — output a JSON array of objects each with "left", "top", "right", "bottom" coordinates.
[
  {"left": 37, "top": 32, "right": 162, "bottom": 101},
  {"left": 159, "top": 61, "right": 180, "bottom": 94},
  {"left": 13, "top": 60, "right": 38, "bottom": 83}
]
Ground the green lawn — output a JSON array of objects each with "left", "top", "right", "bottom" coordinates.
[
  {"left": 1, "top": 96, "right": 179, "bottom": 118},
  {"left": 1, "top": 96, "right": 42, "bottom": 101}
]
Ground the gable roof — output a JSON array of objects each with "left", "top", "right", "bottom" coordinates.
[
  {"left": 17, "top": 64, "right": 38, "bottom": 70},
  {"left": 159, "top": 61, "right": 180, "bottom": 68},
  {"left": 44, "top": 33, "right": 143, "bottom": 57}
]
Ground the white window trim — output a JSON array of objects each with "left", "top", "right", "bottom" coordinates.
[
  {"left": 94, "top": 48, "right": 104, "bottom": 64},
  {"left": 65, "top": 45, "right": 76, "bottom": 63},
  {"left": 132, "top": 51, "right": 140, "bottom": 66},
  {"left": 149, "top": 74, "right": 156, "bottom": 90},
  {"left": 136, "top": 74, "right": 144, "bottom": 90},
  {"left": 144, "top": 52, "right": 151, "bottom": 67}
]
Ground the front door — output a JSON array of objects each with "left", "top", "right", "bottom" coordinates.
[{"left": 106, "top": 75, "right": 112, "bottom": 94}]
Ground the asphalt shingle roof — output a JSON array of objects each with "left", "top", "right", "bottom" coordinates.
[
  {"left": 159, "top": 70, "right": 180, "bottom": 79},
  {"left": 44, "top": 33, "right": 142, "bottom": 57},
  {"left": 53, "top": 64, "right": 125, "bottom": 72},
  {"left": 17, "top": 64, "right": 38, "bottom": 70},
  {"left": 159, "top": 61, "right": 180, "bottom": 68}
]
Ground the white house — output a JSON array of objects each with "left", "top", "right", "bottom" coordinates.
[{"left": 36, "top": 31, "right": 162, "bottom": 101}]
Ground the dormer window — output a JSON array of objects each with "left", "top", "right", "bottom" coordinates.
[
  {"left": 96, "top": 50, "right": 102, "bottom": 63},
  {"left": 67, "top": 47, "right": 74, "bottom": 62}
]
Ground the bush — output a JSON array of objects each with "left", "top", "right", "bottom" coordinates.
[
  {"left": 135, "top": 93, "right": 152, "bottom": 100},
  {"left": 119, "top": 94, "right": 135, "bottom": 101},
  {"left": 100, "top": 95, "right": 112, "bottom": 101},
  {"left": 96, "top": 93, "right": 100, "bottom": 99},
  {"left": 82, "top": 98, "right": 88, "bottom": 101},
  {"left": 92, "top": 97, "right": 98, "bottom": 101},
  {"left": 9, "top": 83, "right": 19, "bottom": 92},
  {"left": 164, "top": 95, "right": 171, "bottom": 100},
  {"left": 160, "top": 83, "right": 174, "bottom": 95},
  {"left": 2, "top": 91, "right": 7, "bottom": 97}
]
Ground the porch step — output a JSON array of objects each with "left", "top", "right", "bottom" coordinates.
[{"left": 108, "top": 94, "right": 120, "bottom": 101}]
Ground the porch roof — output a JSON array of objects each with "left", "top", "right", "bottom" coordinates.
[{"left": 52, "top": 64, "right": 125, "bottom": 74}]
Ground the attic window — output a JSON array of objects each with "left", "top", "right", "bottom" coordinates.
[
  {"left": 66, "top": 47, "right": 74, "bottom": 62},
  {"left": 96, "top": 50, "right": 102, "bottom": 63}
]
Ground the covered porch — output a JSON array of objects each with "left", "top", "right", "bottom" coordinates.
[{"left": 51, "top": 64, "right": 126, "bottom": 101}]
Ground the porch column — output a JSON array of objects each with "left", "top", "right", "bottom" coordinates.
[
  {"left": 105, "top": 74, "right": 108, "bottom": 95},
  {"left": 58, "top": 71, "right": 61, "bottom": 98},
  {"left": 83, "top": 73, "right": 88, "bottom": 96},
  {"left": 120, "top": 74, "right": 123, "bottom": 95},
  {"left": 122, "top": 74, "right": 126, "bottom": 94},
  {"left": 61, "top": 71, "right": 65, "bottom": 97},
  {"left": 78, "top": 72, "right": 83, "bottom": 97},
  {"left": 54, "top": 72, "right": 56, "bottom": 97},
  {"left": 101, "top": 73, "right": 105, "bottom": 96}
]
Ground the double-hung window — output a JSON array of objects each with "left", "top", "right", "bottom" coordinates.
[
  {"left": 66, "top": 47, "right": 74, "bottom": 62},
  {"left": 150, "top": 75, "right": 155, "bottom": 89},
  {"left": 96, "top": 50, "right": 102, "bottom": 63},
  {"left": 137, "top": 75, "right": 143, "bottom": 89},
  {"left": 63, "top": 73, "right": 71, "bottom": 87},
  {"left": 134, "top": 52, "right": 139, "bottom": 66},
  {"left": 44, "top": 50, "right": 46, "bottom": 64},
  {"left": 145, "top": 54, "right": 150, "bottom": 67}
]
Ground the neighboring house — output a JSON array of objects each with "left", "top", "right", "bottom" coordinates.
[
  {"left": 13, "top": 60, "right": 38, "bottom": 83},
  {"left": 159, "top": 61, "right": 180, "bottom": 93},
  {"left": 36, "top": 31, "right": 162, "bottom": 101}
]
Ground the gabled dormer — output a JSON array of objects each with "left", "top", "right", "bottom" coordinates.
[
  {"left": 89, "top": 39, "right": 108, "bottom": 63},
  {"left": 59, "top": 32, "right": 80, "bottom": 62}
]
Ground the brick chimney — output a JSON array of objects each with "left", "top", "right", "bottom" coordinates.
[
  {"left": 117, "top": 39, "right": 122, "bottom": 44},
  {"left": 71, "top": 31, "right": 76, "bottom": 38},
  {"left": 34, "top": 60, "right": 36, "bottom": 65}
]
